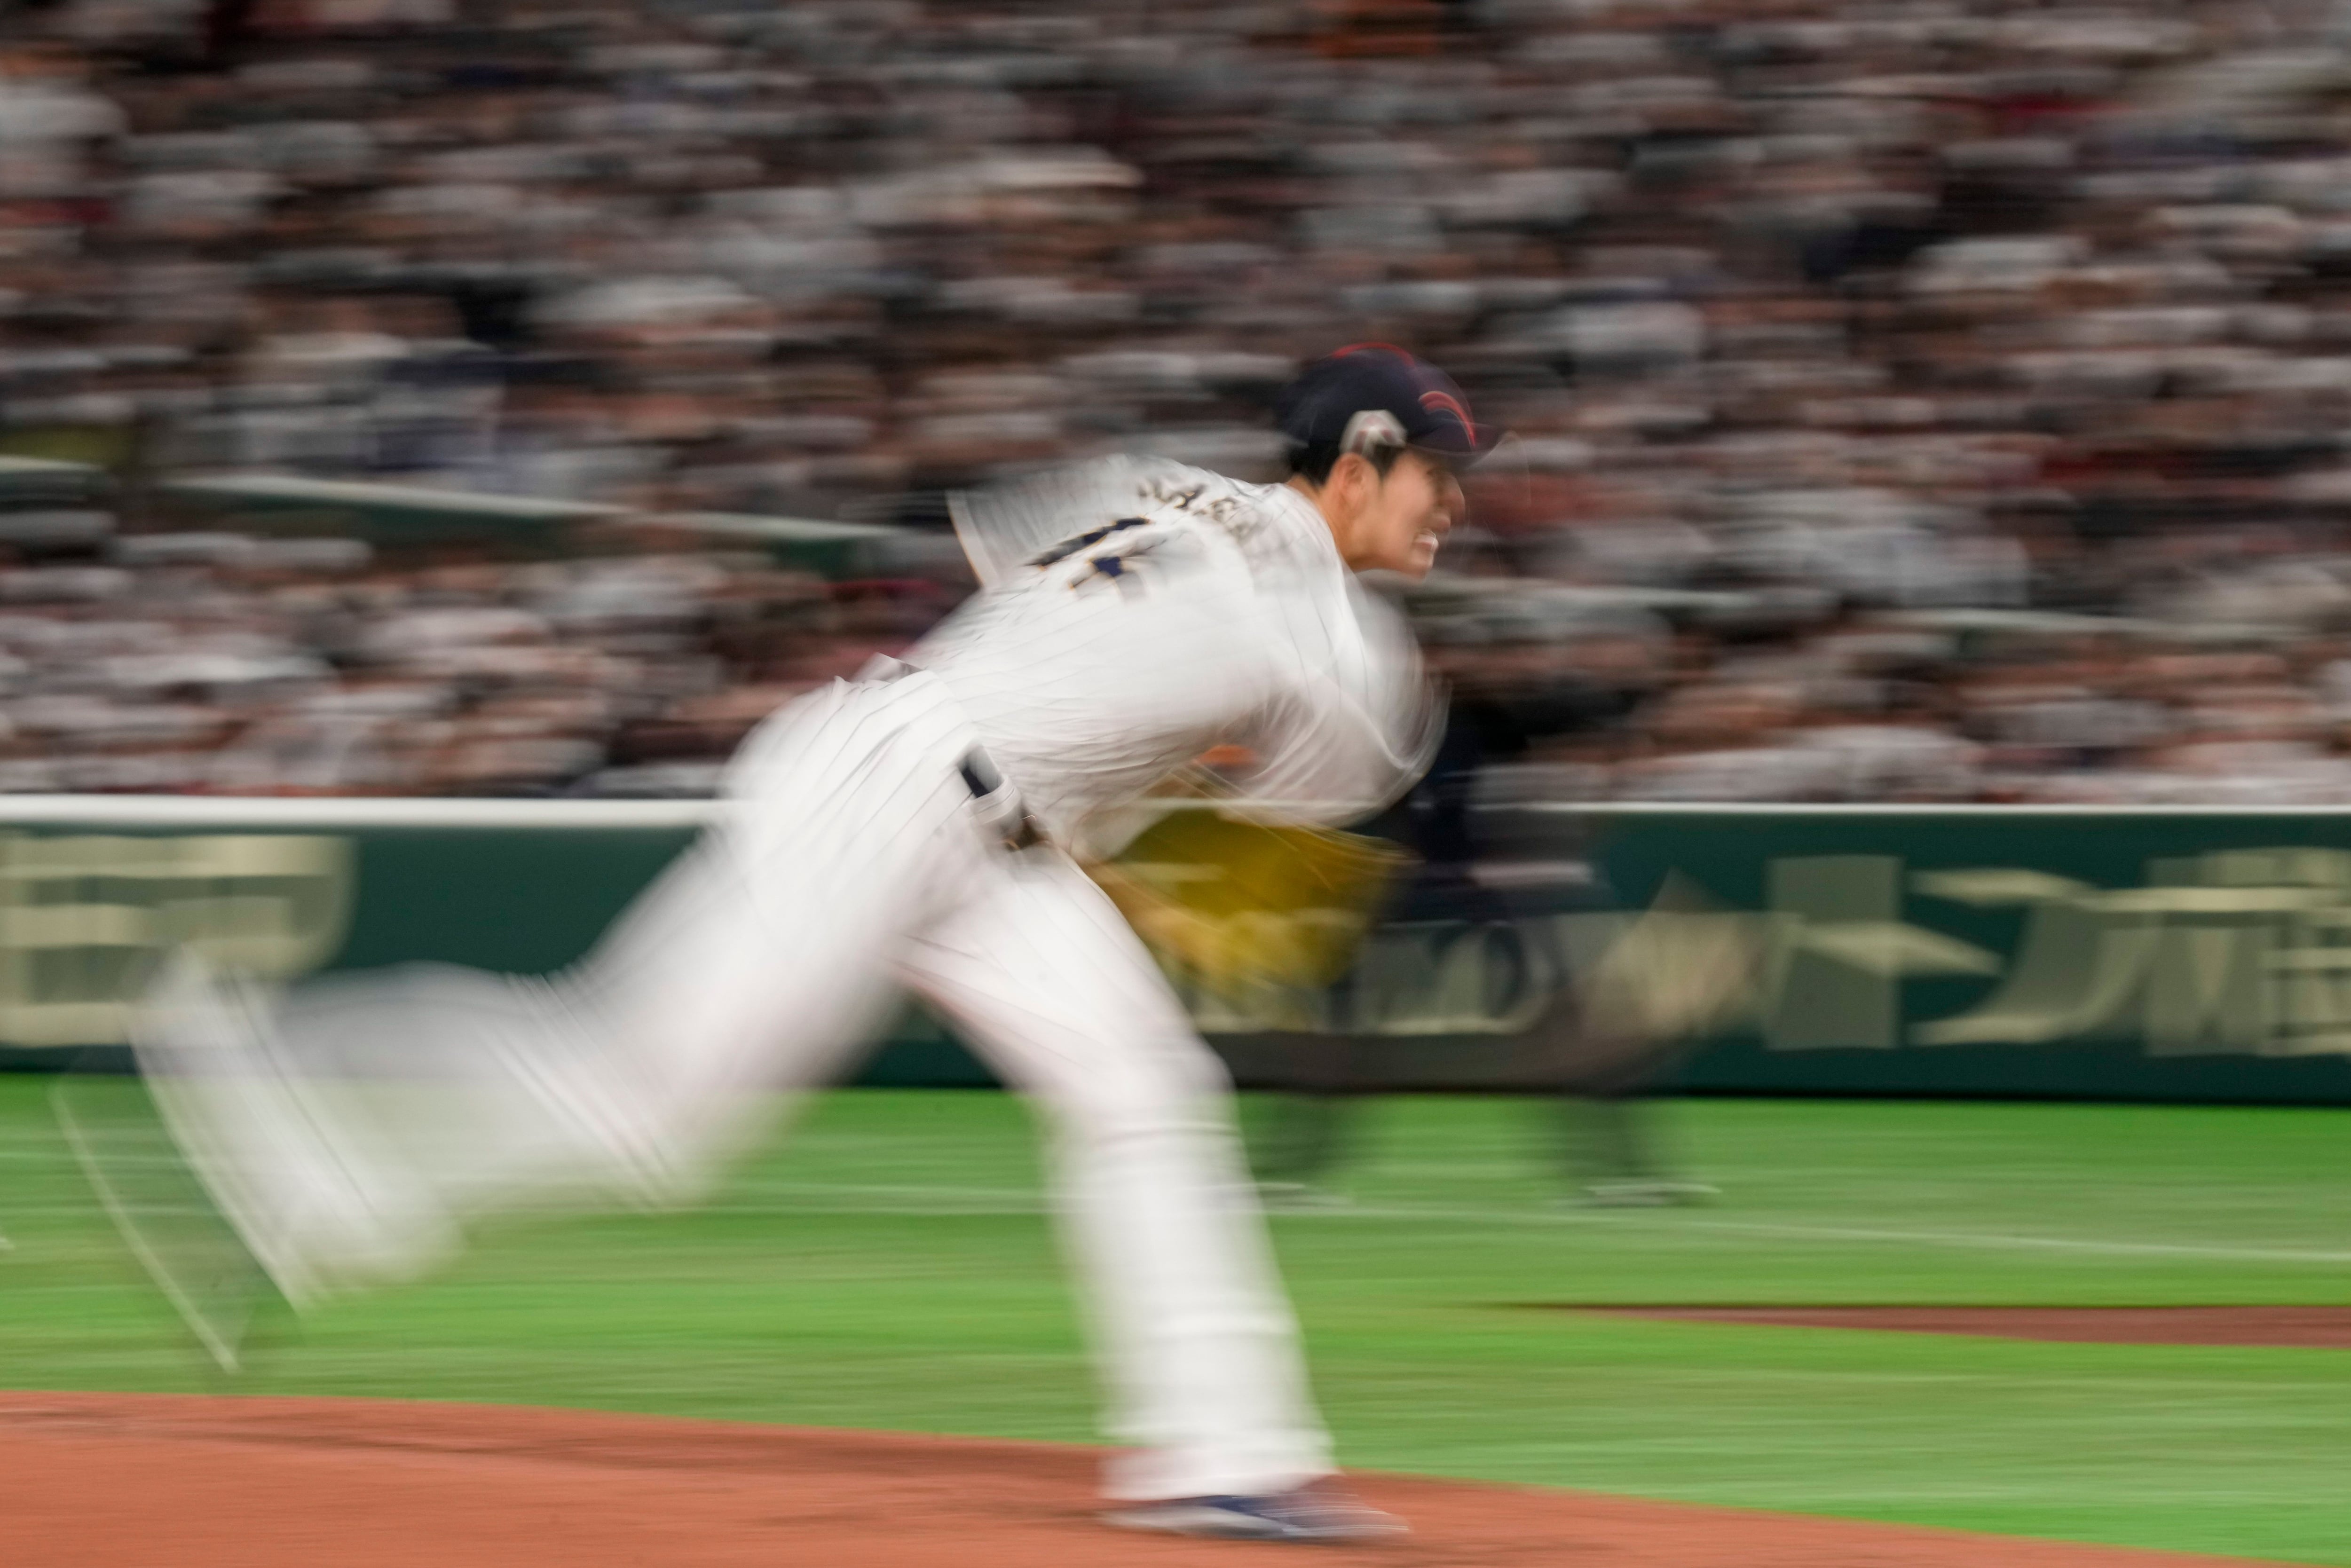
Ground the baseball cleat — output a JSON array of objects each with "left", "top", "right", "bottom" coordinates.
[
  {"left": 1570, "top": 1179, "right": 1719, "bottom": 1209},
  {"left": 1257, "top": 1180, "right": 1354, "bottom": 1212},
  {"left": 1104, "top": 1483, "right": 1406, "bottom": 1543}
]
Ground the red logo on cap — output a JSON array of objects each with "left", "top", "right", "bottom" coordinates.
[{"left": 1420, "top": 388, "right": 1474, "bottom": 438}]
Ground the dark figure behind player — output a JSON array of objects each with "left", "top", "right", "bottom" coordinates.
[{"left": 1248, "top": 618, "right": 1712, "bottom": 1206}]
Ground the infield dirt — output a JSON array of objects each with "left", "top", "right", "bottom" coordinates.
[{"left": 1, "top": 1393, "right": 2288, "bottom": 1567}]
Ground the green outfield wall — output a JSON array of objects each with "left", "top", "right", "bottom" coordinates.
[
  {"left": 1575, "top": 804, "right": 2351, "bottom": 1103},
  {"left": 4, "top": 797, "right": 2351, "bottom": 1103}
]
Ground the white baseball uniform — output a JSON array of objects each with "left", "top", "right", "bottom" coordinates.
[{"left": 143, "top": 456, "right": 1439, "bottom": 1504}]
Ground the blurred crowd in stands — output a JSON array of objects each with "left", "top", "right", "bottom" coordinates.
[{"left": 10, "top": 0, "right": 2351, "bottom": 800}]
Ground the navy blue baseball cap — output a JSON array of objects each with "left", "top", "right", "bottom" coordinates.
[{"left": 1275, "top": 343, "right": 1500, "bottom": 465}]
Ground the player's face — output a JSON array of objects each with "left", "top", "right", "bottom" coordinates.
[{"left": 1354, "top": 449, "right": 1464, "bottom": 579}]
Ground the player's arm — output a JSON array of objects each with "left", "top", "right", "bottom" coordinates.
[{"left": 1216, "top": 586, "right": 1441, "bottom": 827}]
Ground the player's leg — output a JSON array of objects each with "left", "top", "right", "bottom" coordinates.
[
  {"left": 895, "top": 847, "right": 1333, "bottom": 1505},
  {"left": 134, "top": 681, "right": 963, "bottom": 1306},
  {"left": 1245, "top": 1029, "right": 1362, "bottom": 1205},
  {"left": 1513, "top": 941, "right": 1712, "bottom": 1207}
]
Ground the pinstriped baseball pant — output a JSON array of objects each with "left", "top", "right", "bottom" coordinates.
[{"left": 158, "top": 671, "right": 1332, "bottom": 1502}]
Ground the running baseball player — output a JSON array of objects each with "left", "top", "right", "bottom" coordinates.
[{"left": 112, "top": 346, "right": 1489, "bottom": 1544}]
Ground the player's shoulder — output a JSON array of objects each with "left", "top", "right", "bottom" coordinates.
[
  {"left": 1127, "top": 459, "right": 1287, "bottom": 529},
  {"left": 1126, "top": 459, "right": 1338, "bottom": 579}
]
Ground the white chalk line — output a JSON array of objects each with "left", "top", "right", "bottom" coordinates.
[
  {"left": 50, "top": 1087, "right": 240, "bottom": 1371},
  {"left": 701, "top": 1183, "right": 2351, "bottom": 1266},
  {"left": 10, "top": 1173, "right": 2351, "bottom": 1266}
]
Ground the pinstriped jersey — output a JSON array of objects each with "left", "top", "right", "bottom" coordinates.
[{"left": 915, "top": 458, "right": 1440, "bottom": 859}]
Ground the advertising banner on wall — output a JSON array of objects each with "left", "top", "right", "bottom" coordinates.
[{"left": 6, "top": 798, "right": 2351, "bottom": 1103}]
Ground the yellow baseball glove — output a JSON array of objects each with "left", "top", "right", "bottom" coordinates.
[{"left": 1089, "top": 808, "right": 1413, "bottom": 1000}]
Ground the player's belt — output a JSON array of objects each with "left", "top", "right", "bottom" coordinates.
[
  {"left": 957, "top": 748, "right": 1044, "bottom": 851},
  {"left": 854, "top": 652, "right": 1044, "bottom": 851}
]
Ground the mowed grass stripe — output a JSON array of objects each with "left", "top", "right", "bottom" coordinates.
[{"left": 3, "top": 1080, "right": 2351, "bottom": 1562}]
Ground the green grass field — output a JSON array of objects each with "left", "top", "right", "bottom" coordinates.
[{"left": 4, "top": 1079, "right": 2350, "bottom": 1563}]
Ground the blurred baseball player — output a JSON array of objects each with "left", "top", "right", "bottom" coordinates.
[{"left": 108, "top": 346, "right": 1489, "bottom": 1543}]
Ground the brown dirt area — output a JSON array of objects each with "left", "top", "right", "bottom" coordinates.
[
  {"left": 1584, "top": 1306, "right": 2351, "bottom": 1346},
  {"left": 0, "top": 1392, "right": 2284, "bottom": 1567}
]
